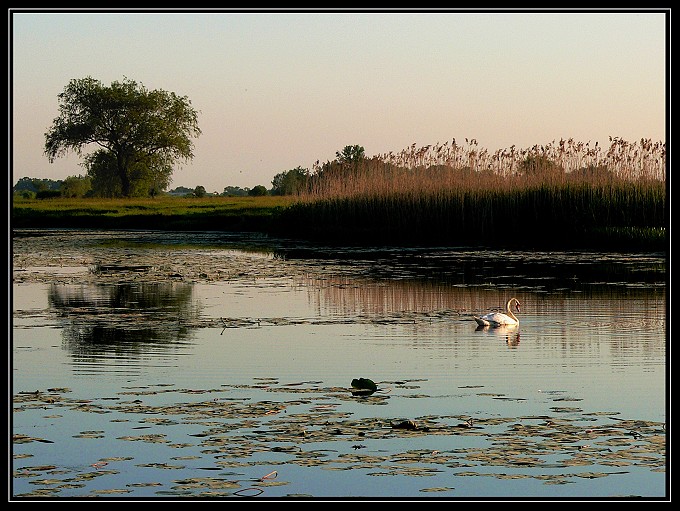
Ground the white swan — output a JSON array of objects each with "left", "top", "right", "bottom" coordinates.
[{"left": 474, "top": 298, "right": 521, "bottom": 327}]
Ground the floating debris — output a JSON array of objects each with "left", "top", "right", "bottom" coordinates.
[{"left": 234, "top": 487, "right": 264, "bottom": 497}]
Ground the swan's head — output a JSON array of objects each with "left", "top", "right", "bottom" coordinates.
[{"left": 514, "top": 299, "right": 521, "bottom": 313}]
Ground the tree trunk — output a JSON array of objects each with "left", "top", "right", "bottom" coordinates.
[{"left": 117, "top": 153, "right": 131, "bottom": 197}]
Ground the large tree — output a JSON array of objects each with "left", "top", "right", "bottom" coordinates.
[
  {"left": 44, "top": 77, "right": 201, "bottom": 197},
  {"left": 271, "top": 166, "right": 310, "bottom": 195}
]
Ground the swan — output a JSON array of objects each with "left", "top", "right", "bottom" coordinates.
[{"left": 474, "top": 298, "right": 521, "bottom": 327}]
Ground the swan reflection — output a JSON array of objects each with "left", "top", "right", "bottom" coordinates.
[{"left": 475, "top": 323, "right": 521, "bottom": 347}]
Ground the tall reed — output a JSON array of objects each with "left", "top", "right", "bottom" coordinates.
[
  {"left": 366, "top": 137, "right": 665, "bottom": 181},
  {"left": 278, "top": 138, "right": 666, "bottom": 249}
]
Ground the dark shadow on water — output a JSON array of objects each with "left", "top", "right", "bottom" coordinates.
[{"left": 280, "top": 245, "right": 665, "bottom": 292}]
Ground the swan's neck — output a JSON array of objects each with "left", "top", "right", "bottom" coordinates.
[{"left": 506, "top": 299, "right": 518, "bottom": 322}]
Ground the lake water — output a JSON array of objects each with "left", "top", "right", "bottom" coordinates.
[{"left": 10, "top": 229, "right": 668, "bottom": 500}]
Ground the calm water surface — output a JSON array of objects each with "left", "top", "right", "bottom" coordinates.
[{"left": 11, "top": 230, "right": 667, "bottom": 500}]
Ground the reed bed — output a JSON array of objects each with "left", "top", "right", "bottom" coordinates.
[
  {"left": 369, "top": 136, "right": 666, "bottom": 181},
  {"left": 279, "top": 138, "right": 666, "bottom": 249}
]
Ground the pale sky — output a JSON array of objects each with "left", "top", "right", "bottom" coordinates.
[{"left": 10, "top": 9, "right": 667, "bottom": 193}]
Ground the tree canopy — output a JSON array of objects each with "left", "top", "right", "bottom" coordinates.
[
  {"left": 335, "top": 144, "right": 365, "bottom": 166},
  {"left": 271, "top": 166, "right": 310, "bottom": 195},
  {"left": 44, "top": 77, "right": 201, "bottom": 197}
]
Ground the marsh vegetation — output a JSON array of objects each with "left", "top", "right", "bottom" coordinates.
[
  {"left": 280, "top": 137, "right": 666, "bottom": 248},
  {"left": 13, "top": 137, "right": 666, "bottom": 250}
]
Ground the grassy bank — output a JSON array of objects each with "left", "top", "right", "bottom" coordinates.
[{"left": 11, "top": 195, "right": 294, "bottom": 232}]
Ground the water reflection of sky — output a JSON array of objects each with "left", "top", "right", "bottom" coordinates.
[
  {"left": 12, "top": 240, "right": 666, "bottom": 414},
  {"left": 13, "top": 272, "right": 665, "bottom": 420}
]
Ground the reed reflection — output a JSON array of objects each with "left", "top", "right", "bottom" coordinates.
[
  {"left": 301, "top": 275, "right": 515, "bottom": 316},
  {"left": 281, "top": 248, "right": 665, "bottom": 292},
  {"left": 47, "top": 282, "right": 199, "bottom": 359},
  {"left": 299, "top": 274, "right": 665, "bottom": 357}
]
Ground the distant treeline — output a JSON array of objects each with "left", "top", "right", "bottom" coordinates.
[
  {"left": 12, "top": 178, "right": 274, "bottom": 199},
  {"left": 14, "top": 137, "right": 665, "bottom": 200}
]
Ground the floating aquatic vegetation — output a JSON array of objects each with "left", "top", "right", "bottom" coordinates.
[
  {"left": 28, "top": 478, "right": 63, "bottom": 486},
  {"left": 368, "top": 466, "right": 443, "bottom": 477},
  {"left": 56, "top": 483, "right": 86, "bottom": 489},
  {"left": 141, "top": 417, "right": 181, "bottom": 426},
  {"left": 15, "top": 488, "right": 61, "bottom": 497},
  {"left": 254, "top": 480, "right": 289, "bottom": 487},
  {"left": 73, "top": 430, "right": 105, "bottom": 439},
  {"left": 12, "top": 383, "right": 666, "bottom": 498},
  {"left": 72, "top": 469, "right": 120, "bottom": 481},
  {"left": 337, "top": 393, "right": 390, "bottom": 405},
  {"left": 13, "top": 434, "right": 54, "bottom": 444},
  {"left": 171, "top": 477, "right": 241, "bottom": 490},
  {"left": 118, "top": 434, "right": 169, "bottom": 444},
  {"left": 551, "top": 406, "right": 583, "bottom": 413},
  {"left": 136, "top": 463, "right": 185, "bottom": 470}
]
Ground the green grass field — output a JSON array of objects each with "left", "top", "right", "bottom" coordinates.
[{"left": 11, "top": 195, "right": 295, "bottom": 231}]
